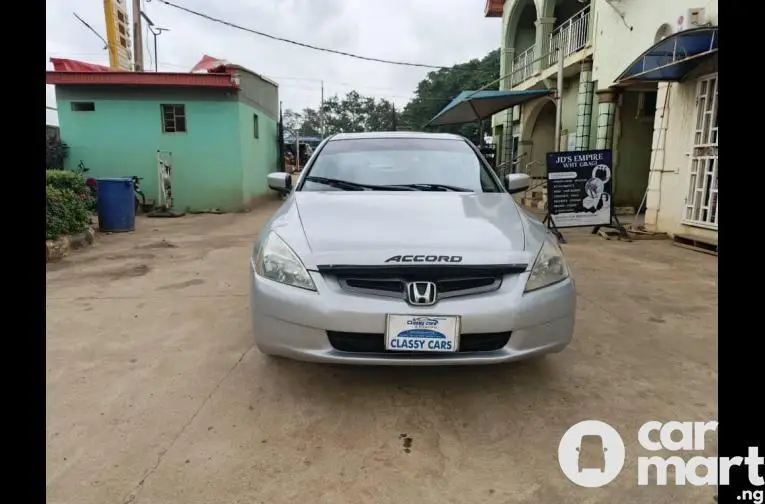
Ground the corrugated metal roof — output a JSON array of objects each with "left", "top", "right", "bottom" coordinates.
[
  {"left": 484, "top": 0, "right": 503, "bottom": 17},
  {"left": 46, "top": 70, "right": 239, "bottom": 89},
  {"left": 46, "top": 57, "right": 240, "bottom": 89},
  {"left": 50, "top": 58, "right": 115, "bottom": 72}
]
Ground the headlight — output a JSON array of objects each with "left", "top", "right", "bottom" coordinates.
[
  {"left": 524, "top": 236, "right": 569, "bottom": 293},
  {"left": 253, "top": 231, "right": 316, "bottom": 291}
]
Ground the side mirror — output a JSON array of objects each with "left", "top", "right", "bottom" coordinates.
[
  {"left": 267, "top": 172, "right": 292, "bottom": 193},
  {"left": 504, "top": 173, "right": 531, "bottom": 194}
]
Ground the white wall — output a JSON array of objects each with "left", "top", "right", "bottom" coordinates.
[
  {"left": 591, "top": 0, "right": 718, "bottom": 87},
  {"left": 645, "top": 57, "right": 717, "bottom": 241}
]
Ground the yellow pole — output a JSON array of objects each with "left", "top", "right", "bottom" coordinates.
[{"left": 103, "top": 0, "right": 119, "bottom": 68}]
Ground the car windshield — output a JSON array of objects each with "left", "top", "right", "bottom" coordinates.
[{"left": 299, "top": 137, "right": 501, "bottom": 193}]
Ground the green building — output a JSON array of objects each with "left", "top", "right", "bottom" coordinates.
[{"left": 46, "top": 58, "right": 279, "bottom": 212}]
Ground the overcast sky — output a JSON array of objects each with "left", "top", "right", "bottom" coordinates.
[{"left": 46, "top": 0, "right": 501, "bottom": 125}]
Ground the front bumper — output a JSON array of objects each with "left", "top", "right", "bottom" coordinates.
[{"left": 249, "top": 260, "right": 576, "bottom": 365}]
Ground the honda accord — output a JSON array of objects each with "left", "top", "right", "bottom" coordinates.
[{"left": 250, "top": 132, "right": 575, "bottom": 365}]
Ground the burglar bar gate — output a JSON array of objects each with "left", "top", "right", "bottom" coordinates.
[{"left": 684, "top": 73, "right": 718, "bottom": 228}]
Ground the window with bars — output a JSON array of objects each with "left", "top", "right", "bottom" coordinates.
[
  {"left": 684, "top": 74, "right": 718, "bottom": 228},
  {"left": 161, "top": 104, "right": 187, "bottom": 133}
]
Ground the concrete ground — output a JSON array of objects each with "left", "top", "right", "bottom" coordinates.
[{"left": 46, "top": 202, "right": 718, "bottom": 504}]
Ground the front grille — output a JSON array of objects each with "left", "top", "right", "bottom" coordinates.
[
  {"left": 438, "top": 277, "right": 497, "bottom": 293},
  {"left": 338, "top": 276, "right": 502, "bottom": 300},
  {"left": 327, "top": 331, "right": 511, "bottom": 354},
  {"left": 344, "top": 278, "right": 404, "bottom": 294}
]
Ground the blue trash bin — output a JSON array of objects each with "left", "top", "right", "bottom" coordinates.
[{"left": 96, "top": 177, "right": 136, "bottom": 232}]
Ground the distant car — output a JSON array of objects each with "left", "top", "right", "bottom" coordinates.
[{"left": 250, "top": 132, "right": 576, "bottom": 365}]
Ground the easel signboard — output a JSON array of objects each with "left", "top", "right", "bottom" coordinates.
[{"left": 543, "top": 149, "right": 628, "bottom": 243}]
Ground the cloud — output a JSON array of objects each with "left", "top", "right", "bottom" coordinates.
[{"left": 46, "top": 0, "right": 501, "bottom": 125}]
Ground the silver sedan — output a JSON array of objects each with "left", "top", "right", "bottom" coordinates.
[{"left": 250, "top": 132, "right": 575, "bottom": 365}]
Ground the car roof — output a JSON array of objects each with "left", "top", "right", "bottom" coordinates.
[{"left": 328, "top": 131, "right": 465, "bottom": 141}]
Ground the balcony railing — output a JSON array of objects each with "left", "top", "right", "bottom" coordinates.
[
  {"left": 510, "top": 45, "right": 536, "bottom": 87},
  {"left": 549, "top": 5, "right": 591, "bottom": 66},
  {"left": 508, "top": 4, "right": 591, "bottom": 87}
]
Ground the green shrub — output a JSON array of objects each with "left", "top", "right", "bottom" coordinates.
[
  {"left": 46, "top": 169, "right": 95, "bottom": 211},
  {"left": 46, "top": 175, "right": 93, "bottom": 241},
  {"left": 46, "top": 169, "right": 86, "bottom": 192},
  {"left": 46, "top": 137, "right": 69, "bottom": 170}
]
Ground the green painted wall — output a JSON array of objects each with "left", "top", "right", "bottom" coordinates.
[
  {"left": 614, "top": 91, "right": 653, "bottom": 209},
  {"left": 56, "top": 86, "right": 250, "bottom": 212},
  {"left": 560, "top": 75, "right": 581, "bottom": 148},
  {"left": 589, "top": 82, "right": 600, "bottom": 150},
  {"left": 238, "top": 102, "right": 279, "bottom": 206}
]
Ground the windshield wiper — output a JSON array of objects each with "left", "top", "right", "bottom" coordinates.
[
  {"left": 304, "top": 176, "right": 417, "bottom": 191},
  {"left": 391, "top": 183, "right": 473, "bottom": 192}
]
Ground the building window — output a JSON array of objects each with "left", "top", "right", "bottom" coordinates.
[
  {"left": 71, "top": 102, "right": 95, "bottom": 112},
  {"left": 684, "top": 74, "right": 718, "bottom": 229},
  {"left": 161, "top": 104, "right": 187, "bottom": 133},
  {"left": 253, "top": 114, "right": 260, "bottom": 138}
]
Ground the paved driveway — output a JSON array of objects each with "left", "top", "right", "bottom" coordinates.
[{"left": 46, "top": 203, "right": 717, "bottom": 504}]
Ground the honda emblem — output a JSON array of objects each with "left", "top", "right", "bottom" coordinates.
[{"left": 406, "top": 281, "right": 438, "bottom": 306}]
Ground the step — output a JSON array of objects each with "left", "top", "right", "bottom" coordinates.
[{"left": 672, "top": 233, "right": 718, "bottom": 256}]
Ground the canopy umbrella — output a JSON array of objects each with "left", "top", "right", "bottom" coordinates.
[{"left": 427, "top": 89, "right": 553, "bottom": 126}]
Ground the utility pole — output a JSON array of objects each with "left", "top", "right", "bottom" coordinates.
[
  {"left": 132, "top": 0, "right": 144, "bottom": 71},
  {"left": 140, "top": 11, "right": 169, "bottom": 72},
  {"left": 554, "top": 46, "right": 564, "bottom": 151},
  {"left": 320, "top": 80, "right": 325, "bottom": 138},
  {"left": 278, "top": 101, "right": 285, "bottom": 173},
  {"left": 392, "top": 103, "right": 397, "bottom": 131},
  {"left": 295, "top": 128, "right": 301, "bottom": 173}
]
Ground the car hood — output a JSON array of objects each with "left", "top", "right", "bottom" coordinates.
[{"left": 289, "top": 192, "right": 533, "bottom": 267}]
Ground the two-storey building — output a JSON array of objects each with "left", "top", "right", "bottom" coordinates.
[{"left": 486, "top": 0, "right": 717, "bottom": 244}]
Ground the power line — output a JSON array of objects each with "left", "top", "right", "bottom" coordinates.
[
  {"left": 72, "top": 12, "right": 109, "bottom": 50},
  {"left": 150, "top": 0, "right": 450, "bottom": 69}
]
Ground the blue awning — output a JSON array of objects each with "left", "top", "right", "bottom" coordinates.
[
  {"left": 427, "top": 89, "right": 552, "bottom": 126},
  {"left": 616, "top": 26, "right": 718, "bottom": 84}
]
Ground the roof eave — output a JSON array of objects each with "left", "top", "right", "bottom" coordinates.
[
  {"left": 45, "top": 71, "right": 240, "bottom": 89},
  {"left": 484, "top": 0, "right": 504, "bottom": 17}
]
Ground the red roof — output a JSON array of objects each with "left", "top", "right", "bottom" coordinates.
[
  {"left": 46, "top": 58, "right": 240, "bottom": 90},
  {"left": 484, "top": 0, "right": 503, "bottom": 17},
  {"left": 50, "top": 58, "right": 115, "bottom": 72},
  {"left": 190, "top": 54, "right": 229, "bottom": 73}
]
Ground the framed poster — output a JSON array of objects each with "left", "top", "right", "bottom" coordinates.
[{"left": 546, "top": 150, "right": 613, "bottom": 228}]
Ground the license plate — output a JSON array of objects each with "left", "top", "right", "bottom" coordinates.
[{"left": 385, "top": 315, "right": 460, "bottom": 353}]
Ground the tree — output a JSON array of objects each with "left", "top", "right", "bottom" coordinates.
[
  {"left": 300, "top": 108, "right": 323, "bottom": 137},
  {"left": 319, "top": 91, "right": 400, "bottom": 135},
  {"left": 282, "top": 109, "right": 303, "bottom": 136},
  {"left": 283, "top": 91, "right": 402, "bottom": 137},
  {"left": 400, "top": 49, "right": 500, "bottom": 143}
]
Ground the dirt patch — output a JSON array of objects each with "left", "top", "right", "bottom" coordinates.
[
  {"left": 136, "top": 240, "right": 178, "bottom": 249},
  {"left": 85, "top": 264, "right": 151, "bottom": 281},
  {"left": 156, "top": 279, "right": 205, "bottom": 291},
  {"left": 46, "top": 260, "right": 75, "bottom": 272},
  {"left": 105, "top": 253, "right": 156, "bottom": 261}
]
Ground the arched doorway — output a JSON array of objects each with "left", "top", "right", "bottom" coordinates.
[
  {"left": 503, "top": 0, "right": 538, "bottom": 85},
  {"left": 654, "top": 23, "right": 673, "bottom": 43},
  {"left": 526, "top": 99, "right": 556, "bottom": 179}
]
